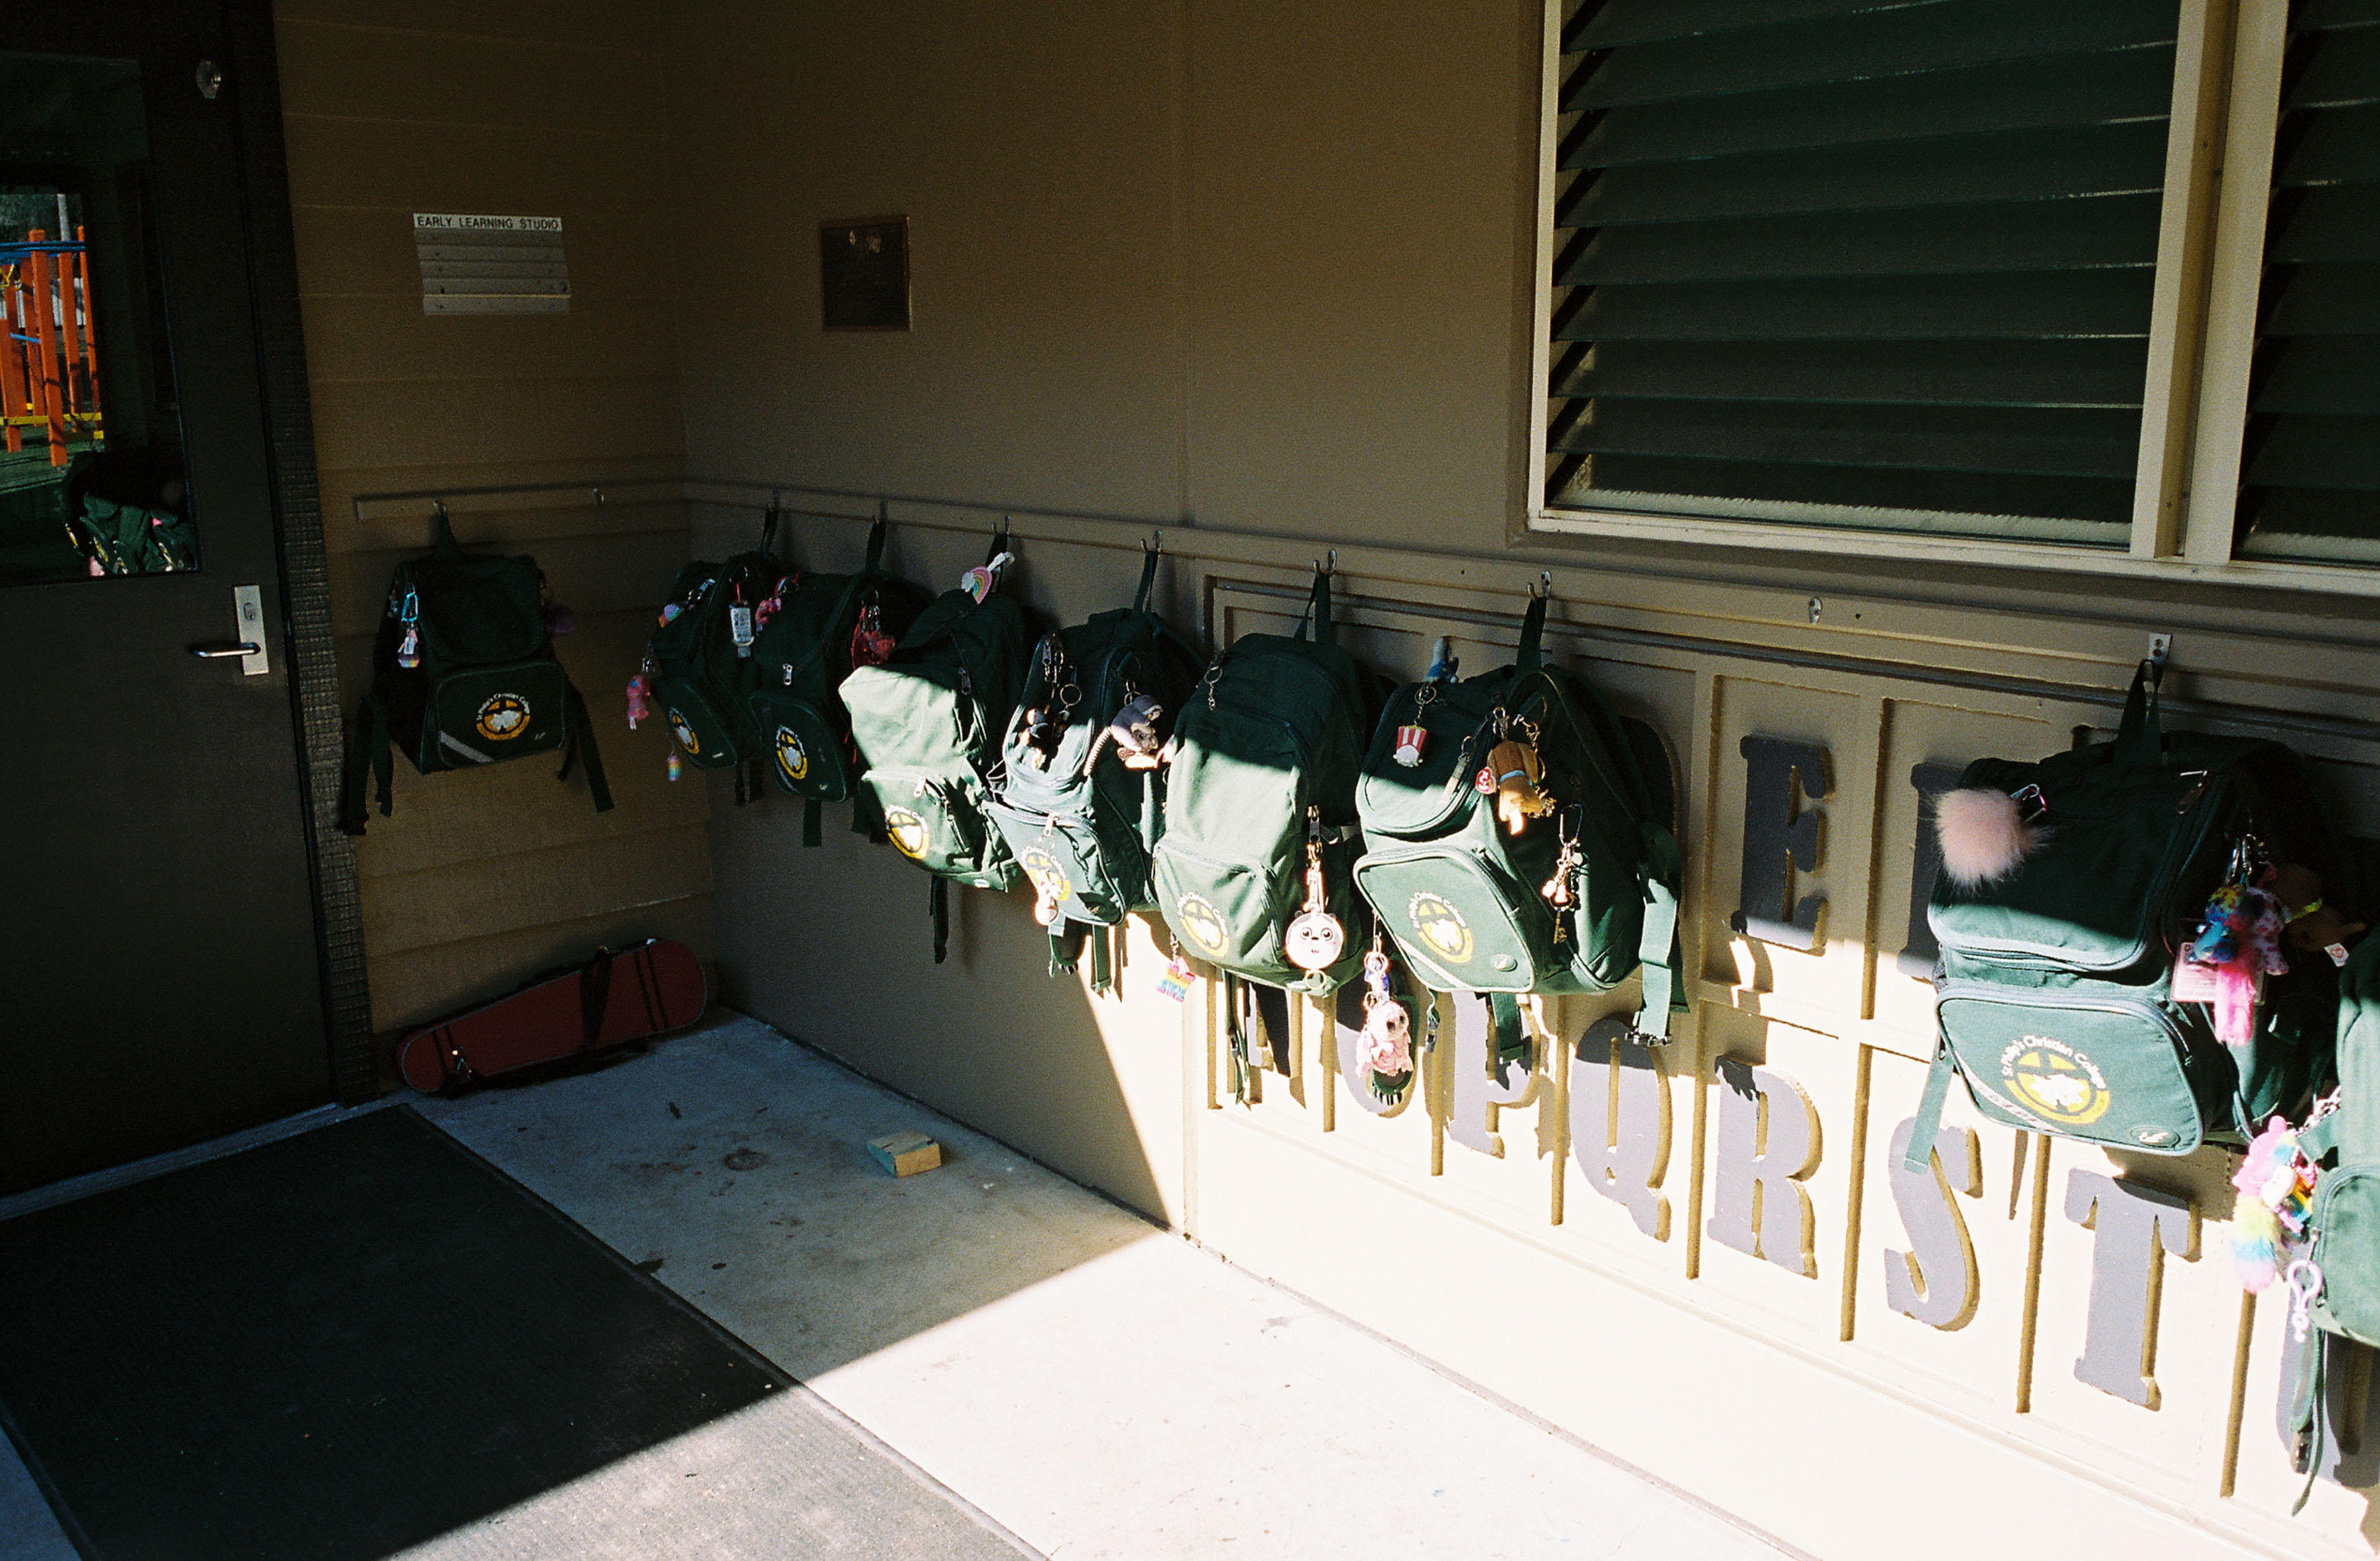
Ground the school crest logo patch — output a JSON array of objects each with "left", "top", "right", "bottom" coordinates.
[
  {"left": 1020, "top": 848, "right": 1071, "bottom": 907},
  {"left": 1175, "top": 894, "right": 1229, "bottom": 958},
  {"left": 669, "top": 710, "right": 701, "bottom": 754},
  {"left": 774, "top": 725, "right": 808, "bottom": 783},
  {"left": 884, "top": 806, "right": 931, "bottom": 861},
  {"left": 2000, "top": 1035, "right": 2111, "bottom": 1128},
  {"left": 1407, "top": 892, "right": 1474, "bottom": 966},
  {"left": 475, "top": 692, "right": 531, "bottom": 741}
]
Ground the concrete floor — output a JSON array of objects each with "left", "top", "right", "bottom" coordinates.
[{"left": 2, "top": 1016, "right": 1795, "bottom": 1559}]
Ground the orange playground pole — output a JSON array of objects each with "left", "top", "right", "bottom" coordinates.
[
  {"left": 0, "top": 266, "right": 24, "bottom": 454},
  {"left": 74, "top": 226, "right": 98, "bottom": 421},
  {"left": 26, "top": 231, "right": 66, "bottom": 467}
]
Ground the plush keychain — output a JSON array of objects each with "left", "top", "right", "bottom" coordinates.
[
  {"left": 1479, "top": 739, "right": 1553, "bottom": 835},
  {"left": 2273, "top": 863, "right": 2364, "bottom": 967},
  {"left": 2231, "top": 1116, "right": 2320, "bottom": 1292},
  {"left": 2181, "top": 845, "right": 2290, "bottom": 1046},
  {"left": 1935, "top": 784, "right": 2049, "bottom": 888},
  {"left": 1283, "top": 807, "right": 1345, "bottom": 973},
  {"left": 625, "top": 669, "right": 656, "bottom": 731},
  {"left": 1359, "top": 949, "right": 1412, "bottom": 1082},
  {"left": 1083, "top": 694, "right": 1165, "bottom": 773},
  {"left": 1357, "top": 940, "right": 1415, "bottom": 1102}
]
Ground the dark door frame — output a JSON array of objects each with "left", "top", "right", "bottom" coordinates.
[{"left": 217, "top": 0, "right": 374, "bottom": 1103}]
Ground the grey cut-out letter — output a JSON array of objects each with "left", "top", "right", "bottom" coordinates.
[
  {"left": 1570, "top": 1016, "right": 1672, "bottom": 1240},
  {"left": 1899, "top": 762, "right": 1964, "bottom": 978},
  {"left": 1731, "top": 736, "right": 1830, "bottom": 951},
  {"left": 1448, "top": 991, "right": 1537, "bottom": 1159},
  {"left": 1707, "top": 1057, "right": 1822, "bottom": 1277},
  {"left": 1883, "top": 1117, "right": 1983, "bottom": 1329},
  {"left": 2065, "top": 1170, "right": 2197, "bottom": 1408}
]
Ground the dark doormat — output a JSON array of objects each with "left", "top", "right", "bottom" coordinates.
[{"left": 0, "top": 1107, "right": 788, "bottom": 1560}]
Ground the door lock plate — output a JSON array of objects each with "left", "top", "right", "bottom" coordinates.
[{"left": 234, "top": 585, "right": 269, "bottom": 675}]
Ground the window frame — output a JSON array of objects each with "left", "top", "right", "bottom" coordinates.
[{"left": 1525, "top": 0, "right": 2378, "bottom": 596}]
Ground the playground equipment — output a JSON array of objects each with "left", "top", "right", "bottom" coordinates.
[{"left": 1, "top": 227, "right": 101, "bottom": 466}]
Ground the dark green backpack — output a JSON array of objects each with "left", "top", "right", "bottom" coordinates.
[
  {"left": 1352, "top": 591, "right": 1683, "bottom": 1073},
  {"left": 1910, "top": 659, "right": 2349, "bottom": 1168},
  {"left": 2284, "top": 931, "right": 2380, "bottom": 1506},
  {"left": 842, "top": 526, "right": 1041, "bottom": 961},
  {"left": 1150, "top": 569, "right": 1380, "bottom": 1002},
  {"left": 640, "top": 536, "right": 793, "bottom": 776},
  {"left": 743, "top": 512, "right": 926, "bottom": 843},
  {"left": 984, "top": 547, "right": 1202, "bottom": 986},
  {"left": 340, "top": 512, "right": 610, "bottom": 833}
]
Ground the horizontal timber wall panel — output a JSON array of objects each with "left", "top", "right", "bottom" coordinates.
[{"left": 279, "top": 1, "right": 704, "bottom": 1043}]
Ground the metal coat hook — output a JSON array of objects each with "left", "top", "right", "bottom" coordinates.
[
  {"left": 1313, "top": 549, "right": 1336, "bottom": 577},
  {"left": 1145, "top": 531, "right": 1163, "bottom": 555},
  {"left": 1531, "top": 570, "right": 1553, "bottom": 600},
  {"left": 591, "top": 487, "right": 605, "bottom": 507}
]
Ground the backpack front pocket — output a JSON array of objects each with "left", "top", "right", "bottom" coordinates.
[
  {"left": 748, "top": 690, "right": 849, "bottom": 800},
  {"left": 988, "top": 800, "right": 1131, "bottom": 926},
  {"left": 2310, "top": 1165, "right": 2380, "bottom": 1347},
  {"left": 655, "top": 673, "right": 740, "bottom": 769},
  {"left": 1354, "top": 844, "right": 1552, "bottom": 993},
  {"left": 1933, "top": 980, "right": 2206, "bottom": 1154},
  {"left": 425, "top": 658, "right": 568, "bottom": 769},
  {"left": 863, "top": 767, "right": 1016, "bottom": 888}
]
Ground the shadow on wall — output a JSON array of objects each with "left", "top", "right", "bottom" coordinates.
[{"left": 710, "top": 779, "right": 1169, "bottom": 1223}]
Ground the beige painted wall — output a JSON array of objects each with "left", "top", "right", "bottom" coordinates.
[
  {"left": 274, "top": 0, "right": 712, "bottom": 1037},
  {"left": 654, "top": 4, "right": 2380, "bottom": 1558}
]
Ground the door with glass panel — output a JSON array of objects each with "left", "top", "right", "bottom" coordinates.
[{"left": 0, "top": 6, "right": 330, "bottom": 1192}]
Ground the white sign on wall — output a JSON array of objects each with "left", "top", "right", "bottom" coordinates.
[{"left": 412, "top": 213, "right": 569, "bottom": 315}]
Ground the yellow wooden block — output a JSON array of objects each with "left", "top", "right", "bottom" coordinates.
[{"left": 867, "top": 1130, "right": 942, "bottom": 1178}]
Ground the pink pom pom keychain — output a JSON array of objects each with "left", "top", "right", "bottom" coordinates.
[{"left": 1934, "top": 784, "right": 2049, "bottom": 888}]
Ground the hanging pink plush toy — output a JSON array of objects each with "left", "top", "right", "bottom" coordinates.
[
  {"left": 2186, "top": 879, "right": 2287, "bottom": 1046},
  {"left": 2230, "top": 1116, "right": 2317, "bottom": 1292}
]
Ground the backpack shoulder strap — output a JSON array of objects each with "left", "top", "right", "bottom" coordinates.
[
  {"left": 1292, "top": 568, "right": 1333, "bottom": 646},
  {"left": 1131, "top": 546, "right": 1161, "bottom": 614},
  {"left": 339, "top": 687, "right": 393, "bottom": 835},
  {"left": 557, "top": 679, "right": 615, "bottom": 814}
]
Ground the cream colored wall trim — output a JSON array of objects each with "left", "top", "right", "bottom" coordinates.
[
  {"left": 1522, "top": 0, "right": 1563, "bottom": 532},
  {"left": 2185, "top": 0, "right": 2292, "bottom": 567},
  {"left": 2132, "top": 0, "right": 2239, "bottom": 559}
]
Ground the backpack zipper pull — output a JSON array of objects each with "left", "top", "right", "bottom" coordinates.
[
  {"left": 2286, "top": 1257, "right": 2325, "bottom": 1342},
  {"left": 2176, "top": 770, "right": 2211, "bottom": 814}
]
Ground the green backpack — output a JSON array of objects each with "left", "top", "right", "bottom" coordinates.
[
  {"left": 640, "top": 536, "right": 793, "bottom": 778},
  {"left": 984, "top": 547, "right": 1202, "bottom": 986},
  {"left": 340, "top": 511, "right": 610, "bottom": 833},
  {"left": 842, "top": 526, "right": 1041, "bottom": 961},
  {"left": 1910, "top": 659, "right": 2349, "bottom": 1168},
  {"left": 64, "top": 448, "right": 196, "bottom": 574},
  {"left": 2284, "top": 931, "right": 2380, "bottom": 1505},
  {"left": 742, "top": 511, "right": 926, "bottom": 843},
  {"left": 1352, "top": 590, "right": 1683, "bottom": 1073},
  {"left": 1150, "top": 568, "right": 1380, "bottom": 1006}
]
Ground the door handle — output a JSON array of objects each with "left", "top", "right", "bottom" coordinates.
[{"left": 197, "top": 585, "right": 271, "bottom": 675}]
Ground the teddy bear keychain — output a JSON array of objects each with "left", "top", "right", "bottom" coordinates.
[{"left": 1358, "top": 943, "right": 1413, "bottom": 1088}]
